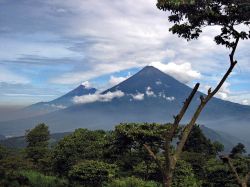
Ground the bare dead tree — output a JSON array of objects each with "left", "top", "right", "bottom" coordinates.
[
  {"left": 140, "top": 0, "right": 250, "bottom": 186},
  {"left": 144, "top": 34, "right": 240, "bottom": 187}
]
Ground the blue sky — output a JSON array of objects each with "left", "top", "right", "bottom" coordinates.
[{"left": 0, "top": 0, "right": 249, "bottom": 106}]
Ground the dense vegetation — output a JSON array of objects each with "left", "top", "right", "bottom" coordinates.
[{"left": 0, "top": 123, "right": 249, "bottom": 187}]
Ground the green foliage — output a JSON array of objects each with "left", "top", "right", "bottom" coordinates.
[
  {"left": 115, "top": 123, "right": 172, "bottom": 143},
  {"left": 1, "top": 123, "right": 250, "bottom": 186},
  {"left": 172, "top": 160, "right": 201, "bottom": 187},
  {"left": 105, "top": 176, "right": 161, "bottom": 187},
  {"left": 26, "top": 123, "right": 50, "bottom": 147},
  {"left": 0, "top": 155, "right": 33, "bottom": 187},
  {"left": 204, "top": 158, "right": 238, "bottom": 186},
  {"left": 229, "top": 157, "right": 250, "bottom": 184},
  {"left": 52, "top": 128, "right": 107, "bottom": 175},
  {"left": 0, "top": 145, "right": 8, "bottom": 160},
  {"left": 21, "top": 170, "right": 68, "bottom": 187},
  {"left": 132, "top": 160, "right": 161, "bottom": 181},
  {"left": 181, "top": 152, "right": 207, "bottom": 181},
  {"left": 230, "top": 143, "right": 246, "bottom": 158},
  {"left": 157, "top": 0, "right": 250, "bottom": 47},
  {"left": 68, "top": 160, "right": 117, "bottom": 186},
  {"left": 113, "top": 123, "right": 172, "bottom": 176},
  {"left": 184, "top": 125, "right": 224, "bottom": 155},
  {"left": 25, "top": 123, "right": 50, "bottom": 164}
]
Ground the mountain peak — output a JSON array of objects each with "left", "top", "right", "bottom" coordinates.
[
  {"left": 105, "top": 65, "right": 192, "bottom": 96},
  {"left": 81, "top": 81, "right": 92, "bottom": 88},
  {"left": 140, "top": 65, "right": 161, "bottom": 73}
]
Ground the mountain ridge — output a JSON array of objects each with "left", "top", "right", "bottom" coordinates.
[{"left": 0, "top": 66, "right": 249, "bottom": 143}]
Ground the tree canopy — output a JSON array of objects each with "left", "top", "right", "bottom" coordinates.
[{"left": 157, "top": 0, "right": 250, "bottom": 47}]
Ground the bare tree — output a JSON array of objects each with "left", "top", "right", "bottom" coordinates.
[{"left": 143, "top": 0, "right": 250, "bottom": 186}]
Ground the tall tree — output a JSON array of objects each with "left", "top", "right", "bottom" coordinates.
[
  {"left": 25, "top": 123, "right": 50, "bottom": 164},
  {"left": 52, "top": 129, "right": 107, "bottom": 175},
  {"left": 230, "top": 143, "right": 247, "bottom": 158},
  {"left": 143, "top": 1, "right": 250, "bottom": 186}
]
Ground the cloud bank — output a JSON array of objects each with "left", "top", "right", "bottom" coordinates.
[{"left": 73, "top": 90, "right": 124, "bottom": 104}]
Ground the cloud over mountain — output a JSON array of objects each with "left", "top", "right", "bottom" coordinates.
[
  {"left": 73, "top": 90, "right": 125, "bottom": 104},
  {"left": 150, "top": 61, "right": 201, "bottom": 83}
]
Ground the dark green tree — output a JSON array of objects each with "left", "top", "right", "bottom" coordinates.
[
  {"left": 25, "top": 123, "right": 50, "bottom": 165},
  {"left": 183, "top": 125, "right": 224, "bottom": 155},
  {"left": 220, "top": 144, "right": 250, "bottom": 187},
  {"left": 113, "top": 123, "right": 172, "bottom": 180},
  {"left": 52, "top": 128, "right": 107, "bottom": 175},
  {"left": 204, "top": 158, "right": 238, "bottom": 187},
  {"left": 0, "top": 145, "right": 8, "bottom": 160},
  {"left": 230, "top": 143, "right": 246, "bottom": 158},
  {"left": 142, "top": 1, "right": 250, "bottom": 186},
  {"left": 172, "top": 160, "right": 201, "bottom": 187},
  {"left": 68, "top": 160, "right": 117, "bottom": 187}
]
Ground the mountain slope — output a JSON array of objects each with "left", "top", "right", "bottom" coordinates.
[
  {"left": 0, "top": 84, "right": 97, "bottom": 121},
  {"left": 0, "top": 66, "right": 249, "bottom": 141}
]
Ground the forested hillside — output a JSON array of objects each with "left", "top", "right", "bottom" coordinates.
[{"left": 0, "top": 123, "right": 249, "bottom": 187}]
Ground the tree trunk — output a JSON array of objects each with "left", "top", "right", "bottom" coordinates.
[
  {"left": 241, "top": 182, "right": 247, "bottom": 187},
  {"left": 163, "top": 174, "right": 173, "bottom": 187}
]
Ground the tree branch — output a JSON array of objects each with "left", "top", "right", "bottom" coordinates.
[
  {"left": 220, "top": 155, "right": 243, "bottom": 186},
  {"left": 173, "top": 37, "right": 240, "bottom": 167},
  {"left": 166, "top": 83, "right": 200, "bottom": 142},
  {"left": 143, "top": 144, "right": 165, "bottom": 174},
  {"left": 163, "top": 83, "right": 200, "bottom": 173}
]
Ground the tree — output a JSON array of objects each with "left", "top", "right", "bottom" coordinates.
[
  {"left": 52, "top": 128, "right": 107, "bottom": 175},
  {"left": 0, "top": 145, "right": 8, "bottom": 160},
  {"left": 113, "top": 123, "right": 172, "bottom": 180},
  {"left": 143, "top": 1, "right": 250, "bottom": 186},
  {"left": 220, "top": 143, "right": 250, "bottom": 187},
  {"left": 230, "top": 143, "right": 246, "bottom": 158},
  {"left": 183, "top": 125, "right": 224, "bottom": 155},
  {"left": 25, "top": 123, "right": 50, "bottom": 165},
  {"left": 172, "top": 160, "right": 201, "bottom": 187},
  {"left": 204, "top": 158, "right": 238, "bottom": 186},
  {"left": 68, "top": 160, "right": 117, "bottom": 186}
]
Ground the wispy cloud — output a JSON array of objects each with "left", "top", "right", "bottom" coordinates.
[
  {"left": 109, "top": 74, "right": 131, "bottom": 87},
  {"left": 0, "top": 67, "right": 30, "bottom": 84}
]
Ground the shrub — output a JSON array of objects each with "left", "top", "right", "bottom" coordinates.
[
  {"left": 68, "top": 160, "right": 117, "bottom": 186},
  {"left": 21, "top": 170, "right": 68, "bottom": 187},
  {"left": 105, "top": 176, "right": 161, "bottom": 187}
]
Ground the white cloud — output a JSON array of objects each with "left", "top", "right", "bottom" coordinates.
[
  {"left": 131, "top": 93, "right": 144, "bottom": 101},
  {"left": 73, "top": 90, "right": 124, "bottom": 104},
  {"left": 109, "top": 74, "right": 131, "bottom": 86},
  {"left": 165, "top": 49, "right": 176, "bottom": 58},
  {"left": 150, "top": 61, "right": 201, "bottom": 83},
  {"left": 242, "top": 99, "right": 249, "bottom": 105},
  {"left": 156, "top": 80, "right": 162, "bottom": 85},
  {"left": 166, "top": 96, "right": 175, "bottom": 101},
  {"left": 146, "top": 86, "right": 155, "bottom": 97},
  {"left": 81, "top": 81, "right": 92, "bottom": 88},
  {"left": 206, "top": 82, "right": 231, "bottom": 100}
]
